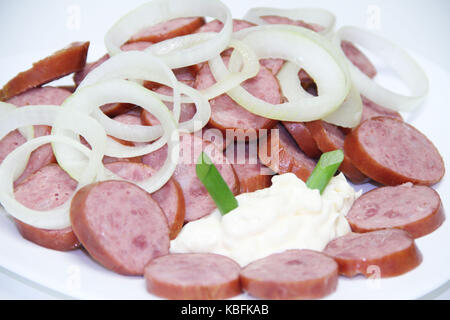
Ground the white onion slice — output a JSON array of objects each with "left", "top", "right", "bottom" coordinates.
[
  {"left": 104, "top": 0, "right": 232, "bottom": 69},
  {"left": 333, "top": 26, "right": 429, "bottom": 112},
  {"left": 208, "top": 25, "right": 351, "bottom": 121},
  {"left": 152, "top": 38, "right": 260, "bottom": 103},
  {"left": 58, "top": 80, "right": 180, "bottom": 193},
  {"left": 277, "top": 61, "right": 362, "bottom": 127},
  {"left": 78, "top": 51, "right": 210, "bottom": 141},
  {"left": 0, "top": 108, "right": 104, "bottom": 230},
  {"left": 243, "top": 7, "right": 336, "bottom": 36},
  {"left": 0, "top": 102, "right": 34, "bottom": 140}
]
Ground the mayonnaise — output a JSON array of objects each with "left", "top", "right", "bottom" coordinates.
[{"left": 170, "top": 173, "right": 361, "bottom": 266}]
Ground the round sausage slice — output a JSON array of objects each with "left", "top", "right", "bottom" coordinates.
[
  {"left": 225, "top": 142, "right": 272, "bottom": 194},
  {"left": 104, "top": 161, "right": 185, "bottom": 240},
  {"left": 240, "top": 249, "right": 338, "bottom": 300},
  {"left": 344, "top": 117, "right": 445, "bottom": 186},
  {"left": 13, "top": 164, "right": 79, "bottom": 251},
  {"left": 282, "top": 122, "right": 321, "bottom": 158},
  {"left": 258, "top": 123, "right": 316, "bottom": 182},
  {"left": 0, "top": 42, "right": 89, "bottom": 101},
  {"left": 194, "top": 57, "right": 280, "bottom": 135},
  {"left": 341, "top": 41, "right": 377, "bottom": 79},
  {"left": 144, "top": 253, "right": 241, "bottom": 300},
  {"left": 142, "top": 133, "right": 239, "bottom": 222},
  {"left": 360, "top": 95, "right": 402, "bottom": 124},
  {"left": 323, "top": 229, "right": 422, "bottom": 278},
  {"left": 306, "top": 120, "right": 368, "bottom": 184},
  {"left": 347, "top": 183, "right": 444, "bottom": 238},
  {"left": 261, "top": 15, "right": 325, "bottom": 33},
  {"left": 70, "top": 180, "right": 170, "bottom": 275},
  {"left": 128, "top": 17, "right": 205, "bottom": 44}
]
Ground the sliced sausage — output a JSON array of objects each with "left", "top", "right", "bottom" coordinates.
[
  {"left": 240, "top": 249, "right": 338, "bottom": 300},
  {"left": 202, "top": 125, "right": 232, "bottom": 151},
  {"left": 344, "top": 116, "right": 445, "bottom": 186},
  {"left": 128, "top": 17, "right": 205, "bottom": 44},
  {"left": 0, "top": 42, "right": 89, "bottom": 101},
  {"left": 360, "top": 95, "right": 402, "bottom": 124},
  {"left": 225, "top": 142, "right": 272, "bottom": 194},
  {"left": 258, "top": 123, "right": 316, "bottom": 182},
  {"left": 282, "top": 122, "right": 321, "bottom": 158},
  {"left": 70, "top": 180, "right": 170, "bottom": 275},
  {"left": 142, "top": 133, "right": 239, "bottom": 222},
  {"left": 6, "top": 86, "right": 72, "bottom": 106},
  {"left": 13, "top": 164, "right": 80, "bottom": 251},
  {"left": 104, "top": 161, "right": 185, "bottom": 240},
  {"left": 341, "top": 40, "right": 377, "bottom": 78},
  {"left": 306, "top": 120, "right": 368, "bottom": 184},
  {"left": 323, "top": 229, "right": 422, "bottom": 278},
  {"left": 347, "top": 183, "right": 444, "bottom": 238},
  {"left": 5, "top": 87, "right": 72, "bottom": 186},
  {"left": 194, "top": 56, "right": 280, "bottom": 135},
  {"left": 144, "top": 253, "right": 242, "bottom": 300}
]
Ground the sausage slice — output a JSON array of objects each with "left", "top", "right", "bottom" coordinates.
[
  {"left": 341, "top": 40, "right": 377, "bottom": 78},
  {"left": 0, "top": 42, "right": 89, "bottom": 101},
  {"left": 70, "top": 180, "right": 170, "bottom": 275},
  {"left": 282, "top": 122, "right": 321, "bottom": 158},
  {"left": 144, "top": 253, "right": 242, "bottom": 300},
  {"left": 128, "top": 17, "right": 206, "bottom": 44},
  {"left": 344, "top": 116, "right": 445, "bottom": 186},
  {"left": 225, "top": 142, "right": 272, "bottom": 194},
  {"left": 13, "top": 164, "right": 80, "bottom": 251},
  {"left": 240, "top": 249, "right": 338, "bottom": 300},
  {"left": 194, "top": 57, "right": 279, "bottom": 135},
  {"left": 306, "top": 120, "right": 368, "bottom": 184},
  {"left": 360, "top": 95, "right": 402, "bottom": 124},
  {"left": 258, "top": 123, "right": 316, "bottom": 182},
  {"left": 324, "top": 229, "right": 422, "bottom": 278},
  {"left": 142, "top": 133, "right": 239, "bottom": 222},
  {"left": 347, "top": 183, "right": 444, "bottom": 238},
  {"left": 104, "top": 161, "right": 185, "bottom": 240}
]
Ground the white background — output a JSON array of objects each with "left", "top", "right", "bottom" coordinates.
[{"left": 0, "top": 0, "right": 449, "bottom": 299}]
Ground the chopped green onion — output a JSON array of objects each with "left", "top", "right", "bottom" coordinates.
[
  {"left": 196, "top": 152, "right": 238, "bottom": 215},
  {"left": 306, "top": 149, "right": 344, "bottom": 194}
]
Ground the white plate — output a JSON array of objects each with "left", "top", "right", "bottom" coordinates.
[{"left": 0, "top": 0, "right": 449, "bottom": 300}]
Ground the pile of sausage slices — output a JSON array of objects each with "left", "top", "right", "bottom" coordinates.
[{"left": 0, "top": 2, "right": 445, "bottom": 300}]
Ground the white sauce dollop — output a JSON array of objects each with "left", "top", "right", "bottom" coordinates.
[{"left": 170, "top": 173, "right": 361, "bottom": 266}]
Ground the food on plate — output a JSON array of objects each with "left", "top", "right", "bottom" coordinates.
[
  {"left": 345, "top": 116, "right": 445, "bottom": 186},
  {"left": 282, "top": 121, "right": 322, "bottom": 158},
  {"left": 258, "top": 123, "right": 317, "bottom": 182},
  {"left": 144, "top": 252, "right": 241, "bottom": 300},
  {"left": 224, "top": 141, "right": 273, "bottom": 193},
  {"left": 340, "top": 40, "right": 377, "bottom": 78},
  {"left": 128, "top": 17, "right": 206, "bottom": 44},
  {"left": 70, "top": 180, "right": 170, "bottom": 275},
  {"left": 0, "top": 0, "right": 445, "bottom": 300},
  {"left": 14, "top": 164, "right": 80, "bottom": 251},
  {"left": 194, "top": 56, "right": 280, "bottom": 135},
  {"left": 105, "top": 161, "right": 185, "bottom": 239},
  {"left": 324, "top": 229, "right": 422, "bottom": 278},
  {"left": 0, "top": 42, "right": 89, "bottom": 101},
  {"left": 240, "top": 249, "right": 338, "bottom": 300},
  {"left": 360, "top": 95, "right": 403, "bottom": 123},
  {"left": 346, "top": 183, "right": 444, "bottom": 238},
  {"left": 2, "top": 86, "right": 72, "bottom": 186},
  {"left": 306, "top": 120, "right": 368, "bottom": 184},
  {"left": 170, "top": 172, "right": 358, "bottom": 267}
]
